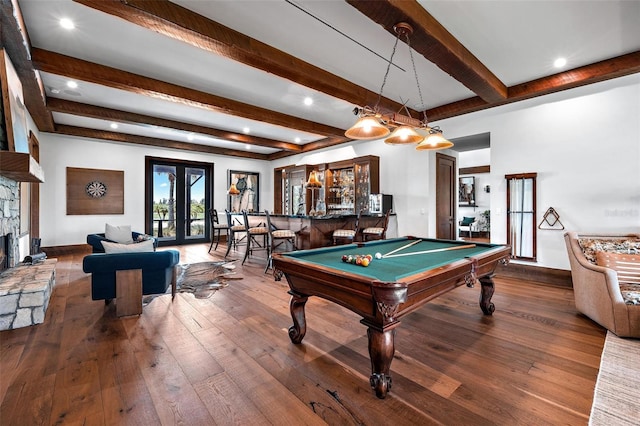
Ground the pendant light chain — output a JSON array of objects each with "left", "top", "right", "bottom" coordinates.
[
  {"left": 375, "top": 31, "right": 402, "bottom": 110},
  {"left": 405, "top": 32, "right": 428, "bottom": 124}
]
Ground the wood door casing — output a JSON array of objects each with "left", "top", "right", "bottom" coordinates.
[{"left": 436, "top": 153, "right": 456, "bottom": 239}]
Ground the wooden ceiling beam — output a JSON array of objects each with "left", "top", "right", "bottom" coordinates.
[
  {"left": 54, "top": 125, "right": 269, "bottom": 160},
  {"left": 47, "top": 98, "right": 302, "bottom": 152},
  {"left": 72, "top": 0, "right": 413, "bottom": 118},
  {"left": 31, "top": 48, "right": 346, "bottom": 139},
  {"left": 0, "top": 1, "right": 54, "bottom": 132},
  {"left": 346, "top": 0, "right": 508, "bottom": 103},
  {"left": 426, "top": 51, "right": 640, "bottom": 121}
]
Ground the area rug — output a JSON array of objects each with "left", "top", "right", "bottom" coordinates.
[
  {"left": 589, "top": 331, "right": 640, "bottom": 425},
  {"left": 175, "top": 260, "right": 241, "bottom": 299}
]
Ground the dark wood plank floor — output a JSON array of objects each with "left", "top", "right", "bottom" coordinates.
[{"left": 0, "top": 243, "right": 605, "bottom": 425}]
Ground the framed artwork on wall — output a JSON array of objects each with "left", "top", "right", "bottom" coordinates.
[
  {"left": 67, "top": 167, "right": 124, "bottom": 215},
  {"left": 0, "top": 50, "right": 29, "bottom": 153},
  {"left": 459, "top": 176, "right": 476, "bottom": 207},
  {"left": 228, "top": 170, "right": 259, "bottom": 213}
]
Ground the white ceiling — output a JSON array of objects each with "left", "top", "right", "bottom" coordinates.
[{"left": 13, "top": 0, "right": 640, "bottom": 156}]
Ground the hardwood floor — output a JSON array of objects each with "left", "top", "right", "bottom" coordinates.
[{"left": 0, "top": 243, "right": 605, "bottom": 425}]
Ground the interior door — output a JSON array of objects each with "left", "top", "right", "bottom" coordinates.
[{"left": 436, "top": 153, "right": 456, "bottom": 239}]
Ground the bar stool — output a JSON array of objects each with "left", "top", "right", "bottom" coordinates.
[
  {"left": 362, "top": 210, "right": 391, "bottom": 242},
  {"left": 242, "top": 210, "right": 269, "bottom": 265},
  {"left": 225, "top": 209, "right": 247, "bottom": 258},
  {"left": 264, "top": 210, "right": 297, "bottom": 273},
  {"left": 208, "top": 208, "right": 229, "bottom": 252},
  {"left": 332, "top": 210, "right": 362, "bottom": 245}
]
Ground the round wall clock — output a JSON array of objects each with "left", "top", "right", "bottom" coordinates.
[{"left": 85, "top": 181, "right": 107, "bottom": 198}]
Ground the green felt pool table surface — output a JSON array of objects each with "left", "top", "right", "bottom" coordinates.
[{"left": 282, "top": 237, "right": 502, "bottom": 282}]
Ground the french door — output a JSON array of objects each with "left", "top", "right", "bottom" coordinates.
[{"left": 145, "top": 157, "right": 213, "bottom": 246}]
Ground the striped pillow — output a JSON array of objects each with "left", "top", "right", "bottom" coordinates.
[{"left": 596, "top": 252, "right": 640, "bottom": 305}]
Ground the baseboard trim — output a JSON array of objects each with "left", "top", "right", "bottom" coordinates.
[
  {"left": 42, "top": 244, "right": 91, "bottom": 257},
  {"left": 496, "top": 262, "right": 572, "bottom": 288}
]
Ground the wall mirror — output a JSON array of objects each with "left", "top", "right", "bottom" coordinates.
[{"left": 459, "top": 176, "right": 476, "bottom": 207}]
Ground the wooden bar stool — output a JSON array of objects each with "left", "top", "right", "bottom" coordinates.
[
  {"left": 264, "top": 210, "right": 297, "bottom": 272},
  {"left": 362, "top": 210, "right": 391, "bottom": 242}
]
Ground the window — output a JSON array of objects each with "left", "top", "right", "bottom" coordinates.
[{"left": 506, "top": 173, "right": 537, "bottom": 261}]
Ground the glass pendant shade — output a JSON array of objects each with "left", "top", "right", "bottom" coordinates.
[
  {"left": 227, "top": 183, "right": 240, "bottom": 195},
  {"left": 384, "top": 125, "right": 424, "bottom": 144},
  {"left": 345, "top": 116, "right": 390, "bottom": 140},
  {"left": 415, "top": 132, "right": 454, "bottom": 150}
]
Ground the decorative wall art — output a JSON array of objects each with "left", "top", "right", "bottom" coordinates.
[
  {"left": 67, "top": 167, "right": 124, "bottom": 215},
  {"left": 459, "top": 176, "right": 476, "bottom": 207},
  {"left": 228, "top": 170, "right": 259, "bottom": 213},
  {"left": 0, "top": 49, "right": 29, "bottom": 153}
]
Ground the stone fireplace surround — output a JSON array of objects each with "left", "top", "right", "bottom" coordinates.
[
  {"left": 0, "top": 175, "right": 21, "bottom": 268},
  {"left": 0, "top": 175, "right": 55, "bottom": 330}
]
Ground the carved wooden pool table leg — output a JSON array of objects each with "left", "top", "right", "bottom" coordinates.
[
  {"left": 479, "top": 274, "right": 496, "bottom": 315},
  {"left": 288, "top": 291, "right": 308, "bottom": 344},
  {"left": 366, "top": 325, "right": 396, "bottom": 399}
]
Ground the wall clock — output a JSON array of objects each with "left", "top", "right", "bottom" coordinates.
[{"left": 85, "top": 181, "right": 107, "bottom": 198}]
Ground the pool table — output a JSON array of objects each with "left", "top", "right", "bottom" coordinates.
[{"left": 272, "top": 236, "right": 510, "bottom": 398}]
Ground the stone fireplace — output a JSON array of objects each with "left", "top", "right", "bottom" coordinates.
[{"left": 0, "top": 175, "right": 55, "bottom": 330}]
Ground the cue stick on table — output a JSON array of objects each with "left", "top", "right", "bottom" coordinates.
[
  {"left": 383, "top": 244, "right": 477, "bottom": 259},
  {"left": 381, "top": 239, "right": 422, "bottom": 258}
]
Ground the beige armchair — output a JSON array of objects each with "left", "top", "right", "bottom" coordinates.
[{"left": 564, "top": 232, "right": 640, "bottom": 337}]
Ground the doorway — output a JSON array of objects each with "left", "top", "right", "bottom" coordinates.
[
  {"left": 145, "top": 157, "right": 213, "bottom": 246},
  {"left": 435, "top": 153, "right": 456, "bottom": 239}
]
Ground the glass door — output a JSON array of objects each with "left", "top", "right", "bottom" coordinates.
[{"left": 146, "top": 158, "right": 212, "bottom": 246}]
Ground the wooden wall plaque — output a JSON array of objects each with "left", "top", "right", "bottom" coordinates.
[{"left": 67, "top": 167, "right": 124, "bottom": 215}]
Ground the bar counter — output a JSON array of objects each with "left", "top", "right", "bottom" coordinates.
[{"left": 256, "top": 213, "right": 396, "bottom": 249}]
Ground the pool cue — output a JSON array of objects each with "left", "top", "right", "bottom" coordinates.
[
  {"left": 383, "top": 244, "right": 477, "bottom": 259},
  {"left": 381, "top": 239, "right": 422, "bottom": 258}
]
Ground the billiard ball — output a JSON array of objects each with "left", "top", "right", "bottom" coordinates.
[{"left": 375, "top": 252, "right": 382, "bottom": 259}]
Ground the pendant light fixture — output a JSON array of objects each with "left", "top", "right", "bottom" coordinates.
[{"left": 344, "top": 22, "right": 452, "bottom": 150}]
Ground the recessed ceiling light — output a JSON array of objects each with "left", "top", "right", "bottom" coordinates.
[
  {"left": 50, "top": 88, "right": 60, "bottom": 94},
  {"left": 554, "top": 57, "right": 567, "bottom": 68},
  {"left": 59, "top": 18, "right": 75, "bottom": 30},
  {"left": 303, "top": 97, "right": 313, "bottom": 106},
  {"left": 110, "top": 123, "right": 118, "bottom": 129},
  {"left": 294, "top": 137, "right": 301, "bottom": 143},
  {"left": 187, "top": 133, "right": 195, "bottom": 141},
  {"left": 66, "top": 80, "right": 78, "bottom": 89},
  {"left": 242, "top": 127, "right": 250, "bottom": 134},
  {"left": 245, "top": 144, "right": 251, "bottom": 150}
]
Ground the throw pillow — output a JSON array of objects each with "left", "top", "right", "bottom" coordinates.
[
  {"left": 461, "top": 217, "right": 475, "bottom": 226},
  {"left": 578, "top": 237, "right": 640, "bottom": 264},
  {"left": 105, "top": 223, "right": 133, "bottom": 244},
  {"left": 102, "top": 239, "right": 155, "bottom": 253},
  {"left": 596, "top": 252, "right": 640, "bottom": 305}
]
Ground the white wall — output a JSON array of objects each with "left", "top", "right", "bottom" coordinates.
[
  {"left": 437, "top": 73, "right": 640, "bottom": 269},
  {"left": 38, "top": 134, "right": 271, "bottom": 247},
  {"left": 37, "top": 73, "right": 640, "bottom": 271}
]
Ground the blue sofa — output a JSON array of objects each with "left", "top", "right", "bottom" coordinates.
[
  {"left": 87, "top": 232, "right": 157, "bottom": 253},
  {"left": 82, "top": 250, "right": 180, "bottom": 301}
]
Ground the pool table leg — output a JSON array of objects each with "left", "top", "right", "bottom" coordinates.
[
  {"left": 479, "top": 274, "right": 496, "bottom": 315},
  {"left": 288, "top": 291, "right": 308, "bottom": 344},
  {"left": 366, "top": 325, "right": 396, "bottom": 399}
]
